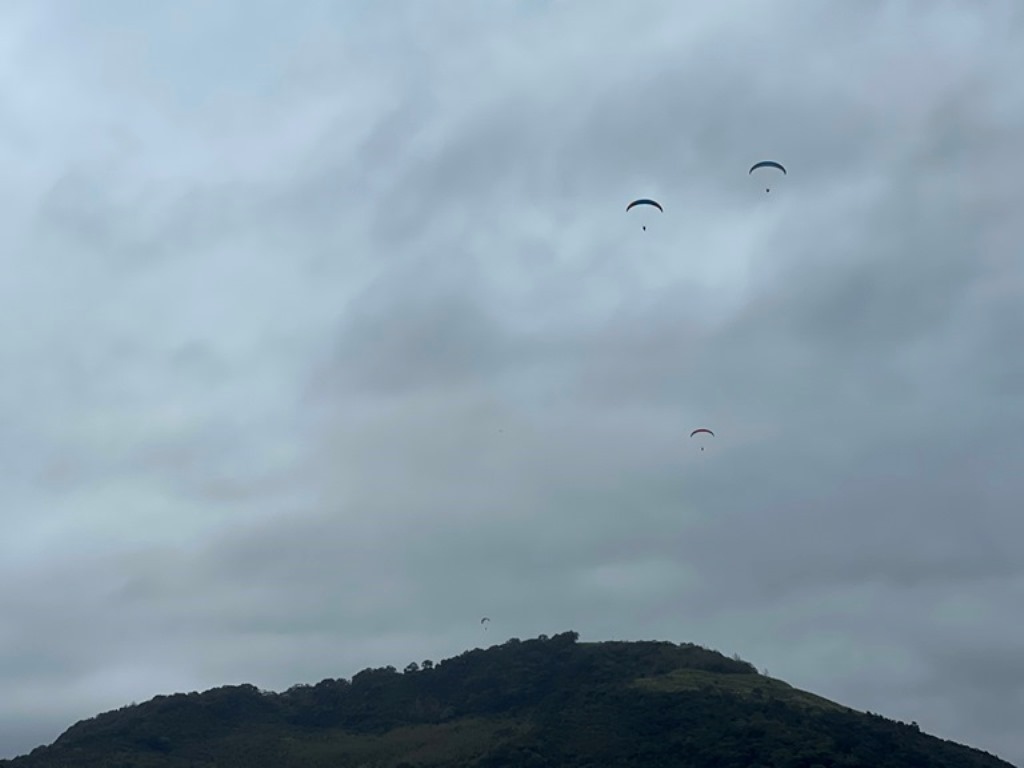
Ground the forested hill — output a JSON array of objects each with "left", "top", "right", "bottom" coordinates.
[{"left": 2, "top": 631, "right": 1015, "bottom": 768}]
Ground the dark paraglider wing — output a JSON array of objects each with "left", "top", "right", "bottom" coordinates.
[
  {"left": 748, "top": 161, "right": 786, "bottom": 175},
  {"left": 626, "top": 198, "right": 664, "bottom": 212}
]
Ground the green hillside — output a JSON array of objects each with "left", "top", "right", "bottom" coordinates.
[{"left": 1, "top": 632, "right": 1014, "bottom": 768}]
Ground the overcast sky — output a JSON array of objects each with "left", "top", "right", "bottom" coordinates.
[{"left": 0, "top": 0, "right": 1022, "bottom": 763}]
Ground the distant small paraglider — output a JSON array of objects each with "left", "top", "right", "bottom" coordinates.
[
  {"left": 748, "top": 160, "right": 786, "bottom": 193},
  {"left": 690, "top": 428, "right": 715, "bottom": 452},
  {"left": 481, "top": 617, "right": 491, "bottom": 630},
  {"left": 626, "top": 198, "right": 663, "bottom": 231}
]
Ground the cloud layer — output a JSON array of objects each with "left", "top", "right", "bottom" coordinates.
[{"left": 1, "top": 1, "right": 1021, "bottom": 763}]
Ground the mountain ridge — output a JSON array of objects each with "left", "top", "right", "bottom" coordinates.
[{"left": 2, "top": 631, "right": 1015, "bottom": 767}]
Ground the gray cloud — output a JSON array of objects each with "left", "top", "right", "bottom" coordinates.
[{"left": 0, "top": 1, "right": 1022, "bottom": 765}]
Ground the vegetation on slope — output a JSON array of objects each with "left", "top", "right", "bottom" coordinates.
[{"left": 1, "top": 631, "right": 1014, "bottom": 768}]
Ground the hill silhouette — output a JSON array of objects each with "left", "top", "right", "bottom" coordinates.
[{"left": 1, "top": 631, "right": 1015, "bottom": 767}]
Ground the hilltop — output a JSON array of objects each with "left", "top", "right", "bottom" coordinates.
[{"left": 1, "top": 631, "right": 1015, "bottom": 767}]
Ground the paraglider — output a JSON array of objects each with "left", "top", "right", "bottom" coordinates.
[
  {"left": 626, "top": 198, "right": 663, "bottom": 231},
  {"left": 748, "top": 160, "right": 786, "bottom": 193},
  {"left": 690, "top": 428, "right": 714, "bottom": 452},
  {"left": 481, "top": 617, "right": 490, "bottom": 630}
]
